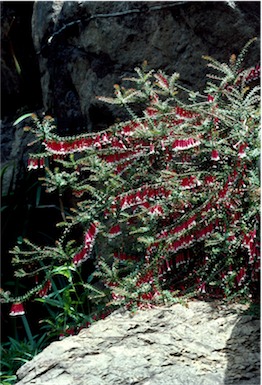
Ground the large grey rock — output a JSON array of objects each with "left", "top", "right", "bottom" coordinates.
[
  {"left": 16, "top": 300, "right": 260, "bottom": 385},
  {"left": 31, "top": 1, "right": 260, "bottom": 132}
]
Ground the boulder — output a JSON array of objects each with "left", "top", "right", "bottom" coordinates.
[
  {"left": 16, "top": 300, "right": 260, "bottom": 385},
  {"left": 31, "top": 1, "right": 260, "bottom": 133}
]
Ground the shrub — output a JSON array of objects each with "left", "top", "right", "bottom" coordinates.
[{"left": 1, "top": 40, "right": 260, "bottom": 339}]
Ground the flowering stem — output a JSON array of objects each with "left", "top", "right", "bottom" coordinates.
[{"left": 59, "top": 194, "right": 66, "bottom": 222}]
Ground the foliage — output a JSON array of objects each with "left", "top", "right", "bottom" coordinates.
[
  {"left": 1, "top": 40, "right": 260, "bottom": 347},
  {"left": 0, "top": 333, "right": 47, "bottom": 385}
]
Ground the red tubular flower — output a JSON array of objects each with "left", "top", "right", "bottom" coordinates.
[
  {"left": 10, "top": 302, "right": 25, "bottom": 316},
  {"left": 243, "top": 64, "right": 260, "bottom": 84},
  {"left": 172, "top": 138, "right": 200, "bottom": 151},
  {"left": 211, "top": 149, "right": 220, "bottom": 161},
  {"left": 198, "top": 282, "right": 206, "bottom": 294},
  {"left": 73, "top": 248, "right": 88, "bottom": 267},
  {"left": 149, "top": 144, "right": 155, "bottom": 154},
  {"left": 84, "top": 222, "right": 99, "bottom": 245},
  {"left": 180, "top": 177, "right": 189, "bottom": 189},
  {"left": 204, "top": 175, "right": 216, "bottom": 185},
  {"left": 28, "top": 158, "right": 39, "bottom": 170},
  {"left": 168, "top": 215, "right": 196, "bottom": 237},
  {"left": 93, "top": 135, "right": 102, "bottom": 149},
  {"left": 154, "top": 73, "right": 169, "bottom": 89},
  {"left": 37, "top": 280, "right": 52, "bottom": 298},
  {"left": 72, "top": 189, "right": 85, "bottom": 198},
  {"left": 39, "top": 158, "right": 45, "bottom": 168},
  {"left": 169, "top": 234, "right": 194, "bottom": 254},
  {"left": 108, "top": 224, "right": 122, "bottom": 238},
  {"left": 172, "top": 139, "right": 179, "bottom": 151},
  {"left": 176, "top": 106, "right": 194, "bottom": 118},
  {"left": 120, "top": 195, "right": 133, "bottom": 210},
  {"left": 81, "top": 137, "right": 94, "bottom": 150},
  {"left": 73, "top": 222, "right": 99, "bottom": 267},
  {"left": 196, "top": 223, "right": 214, "bottom": 241},
  {"left": 236, "top": 267, "right": 246, "bottom": 286},
  {"left": 44, "top": 137, "right": 96, "bottom": 154},
  {"left": 165, "top": 258, "right": 172, "bottom": 272},
  {"left": 161, "top": 140, "right": 166, "bottom": 150},
  {"left": 135, "top": 190, "right": 143, "bottom": 203},
  {"left": 44, "top": 140, "right": 66, "bottom": 154},
  {"left": 145, "top": 107, "right": 158, "bottom": 116},
  {"left": 186, "top": 215, "right": 197, "bottom": 229},
  {"left": 180, "top": 176, "right": 201, "bottom": 189},
  {"left": 243, "top": 229, "right": 258, "bottom": 258},
  {"left": 238, "top": 143, "right": 247, "bottom": 158},
  {"left": 149, "top": 204, "right": 164, "bottom": 216},
  {"left": 101, "top": 133, "right": 110, "bottom": 144},
  {"left": 111, "top": 138, "right": 126, "bottom": 150},
  {"left": 121, "top": 122, "right": 140, "bottom": 136}
]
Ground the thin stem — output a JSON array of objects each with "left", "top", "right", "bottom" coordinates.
[{"left": 59, "top": 194, "right": 66, "bottom": 222}]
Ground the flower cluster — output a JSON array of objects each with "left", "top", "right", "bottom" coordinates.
[
  {"left": 73, "top": 222, "right": 99, "bottom": 267},
  {"left": 111, "top": 185, "right": 171, "bottom": 212},
  {"left": 28, "top": 157, "right": 45, "bottom": 170}
]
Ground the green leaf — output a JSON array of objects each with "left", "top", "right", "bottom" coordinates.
[
  {"left": 35, "top": 297, "right": 64, "bottom": 308},
  {"left": 51, "top": 265, "right": 75, "bottom": 280},
  {"left": 83, "top": 283, "right": 106, "bottom": 297},
  {"left": 129, "top": 227, "right": 150, "bottom": 235},
  {"left": 137, "top": 236, "right": 156, "bottom": 245},
  {"left": 13, "top": 113, "right": 33, "bottom": 126}
]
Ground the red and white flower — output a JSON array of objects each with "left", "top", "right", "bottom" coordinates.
[
  {"left": 37, "top": 280, "right": 52, "bottom": 298},
  {"left": 236, "top": 267, "right": 246, "bottom": 286},
  {"left": 73, "top": 222, "right": 99, "bottom": 267},
  {"left": 180, "top": 176, "right": 201, "bottom": 190},
  {"left": 10, "top": 302, "right": 25, "bottom": 316},
  {"left": 172, "top": 138, "right": 200, "bottom": 151},
  {"left": 238, "top": 143, "right": 247, "bottom": 158},
  {"left": 27, "top": 158, "right": 39, "bottom": 170},
  {"left": 149, "top": 204, "right": 164, "bottom": 217},
  {"left": 108, "top": 224, "right": 122, "bottom": 238},
  {"left": 211, "top": 149, "right": 220, "bottom": 161}
]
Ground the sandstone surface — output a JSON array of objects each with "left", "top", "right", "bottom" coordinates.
[{"left": 16, "top": 300, "right": 260, "bottom": 385}]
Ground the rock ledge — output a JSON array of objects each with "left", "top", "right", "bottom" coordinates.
[{"left": 16, "top": 300, "right": 260, "bottom": 385}]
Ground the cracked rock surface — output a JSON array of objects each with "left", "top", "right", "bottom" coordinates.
[{"left": 16, "top": 300, "right": 260, "bottom": 385}]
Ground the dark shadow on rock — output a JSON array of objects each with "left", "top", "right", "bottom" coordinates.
[{"left": 224, "top": 303, "right": 260, "bottom": 385}]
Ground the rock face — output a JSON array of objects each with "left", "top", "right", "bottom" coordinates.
[
  {"left": 1, "top": 1, "right": 260, "bottom": 186},
  {"left": 1, "top": 2, "right": 260, "bottom": 184},
  {"left": 1, "top": 2, "right": 42, "bottom": 194},
  {"left": 1, "top": 2, "right": 42, "bottom": 118},
  {"left": 16, "top": 300, "right": 260, "bottom": 385},
  {"left": 31, "top": 1, "right": 260, "bottom": 133}
]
